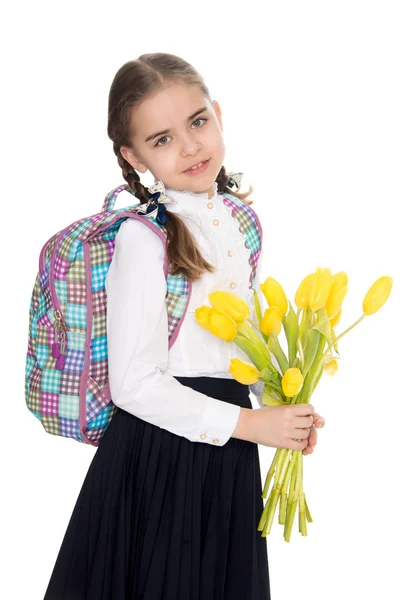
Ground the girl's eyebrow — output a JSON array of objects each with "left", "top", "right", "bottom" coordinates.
[{"left": 145, "top": 107, "right": 208, "bottom": 143}]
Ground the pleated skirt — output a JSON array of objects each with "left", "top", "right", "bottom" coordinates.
[{"left": 43, "top": 376, "right": 271, "bottom": 600}]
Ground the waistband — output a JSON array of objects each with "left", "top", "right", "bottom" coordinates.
[{"left": 173, "top": 376, "right": 250, "bottom": 402}]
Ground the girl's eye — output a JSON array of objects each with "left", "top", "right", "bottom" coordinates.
[
  {"left": 155, "top": 135, "right": 171, "bottom": 147},
  {"left": 154, "top": 118, "right": 208, "bottom": 147},
  {"left": 192, "top": 117, "right": 207, "bottom": 128}
]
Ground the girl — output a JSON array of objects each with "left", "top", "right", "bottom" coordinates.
[{"left": 44, "top": 52, "right": 325, "bottom": 599}]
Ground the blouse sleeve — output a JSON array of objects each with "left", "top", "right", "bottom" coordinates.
[{"left": 105, "top": 218, "right": 241, "bottom": 446}]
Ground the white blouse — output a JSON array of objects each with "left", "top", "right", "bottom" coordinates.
[{"left": 105, "top": 180, "right": 265, "bottom": 447}]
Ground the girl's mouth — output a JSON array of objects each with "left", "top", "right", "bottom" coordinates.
[{"left": 184, "top": 159, "right": 210, "bottom": 175}]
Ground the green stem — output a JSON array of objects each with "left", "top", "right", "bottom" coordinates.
[
  {"left": 298, "top": 455, "right": 307, "bottom": 536},
  {"left": 261, "top": 448, "right": 280, "bottom": 499},
  {"left": 289, "top": 392, "right": 301, "bottom": 405},
  {"left": 297, "top": 337, "right": 305, "bottom": 369},
  {"left": 327, "top": 314, "right": 366, "bottom": 347},
  {"left": 248, "top": 317, "right": 262, "bottom": 333},
  {"left": 264, "top": 448, "right": 292, "bottom": 535},
  {"left": 287, "top": 452, "right": 298, "bottom": 503},
  {"left": 279, "top": 488, "right": 288, "bottom": 526},
  {"left": 304, "top": 495, "right": 313, "bottom": 522},
  {"left": 258, "top": 496, "right": 270, "bottom": 532},
  {"left": 279, "top": 451, "right": 296, "bottom": 524},
  {"left": 274, "top": 448, "right": 287, "bottom": 483},
  {"left": 284, "top": 498, "right": 298, "bottom": 542},
  {"left": 284, "top": 451, "right": 302, "bottom": 542}
]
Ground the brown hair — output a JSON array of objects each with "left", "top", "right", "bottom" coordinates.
[{"left": 107, "top": 52, "right": 255, "bottom": 282}]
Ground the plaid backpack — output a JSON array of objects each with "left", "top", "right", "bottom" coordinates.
[{"left": 25, "top": 183, "right": 263, "bottom": 446}]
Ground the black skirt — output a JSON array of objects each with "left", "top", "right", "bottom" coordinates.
[{"left": 43, "top": 376, "right": 271, "bottom": 600}]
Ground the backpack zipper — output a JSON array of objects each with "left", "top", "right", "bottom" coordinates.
[
  {"left": 47, "top": 227, "right": 69, "bottom": 369},
  {"left": 52, "top": 310, "right": 67, "bottom": 369}
]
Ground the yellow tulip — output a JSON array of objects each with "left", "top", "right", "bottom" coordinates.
[
  {"left": 261, "top": 307, "right": 283, "bottom": 335},
  {"left": 260, "top": 277, "right": 288, "bottom": 315},
  {"left": 194, "top": 306, "right": 213, "bottom": 333},
  {"left": 362, "top": 276, "right": 393, "bottom": 315},
  {"left": 230, "top": 358, "right": 260, "bottom": 385},
  {"left": 295, "top": 274, "right": 314, "bottom": 310},
  {"left": 332, "top": 272, "right": 348, "bottom": 288},
  {"left": 282, "top": 367, "right": 304, "bottom": 397},
  {"left": 308, "top": 267, "right": 333, "bottom": 311},
  {"left": 325, "top": 272, "right": 348, "bottom": 319},
  {"left": 324, "top": 359, "right": 339, "bottom": 376},
  {"left": 209, "top": 308, "right": 238, "bottom": 341},
  {"left": 329, "top": 308, "right": 342, "bottom": 329},
  {"left": 208, "top": 290, "right": 250, "bottom": 322},
  {"left": 195, "top": 306, "right": 238, "bottom": 341}
]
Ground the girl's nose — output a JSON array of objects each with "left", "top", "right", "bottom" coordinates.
[{"left": 179, "top": 133, "right": 202, "bottom": 156}]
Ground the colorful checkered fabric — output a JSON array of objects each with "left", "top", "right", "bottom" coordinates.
[{"left": 25, "top": 184, "right": 263, "bottom": 446}]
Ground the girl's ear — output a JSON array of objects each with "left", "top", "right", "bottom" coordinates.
[
  {"left": 120, "top": 145, "right": 148, "bottom": 174},
  {"left": 212, "top": 100, "right": 223, "bottom": 132}
]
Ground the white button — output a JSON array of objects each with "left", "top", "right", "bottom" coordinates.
[
  {"left": 230, "top": 282, "right": 236, "bottom": 289},
  {"left": 212, "top": 439, "right": 220, "bottom": 444},
  {"left": 213, "top": 219, "right": 219, "bottom": 226},
  {"left": 200, "top": 433, "right": 207, "bottom": 440},
  {"left": 228, "top": 250, "right": 233, "bottom": 256},
  {"left": 207, "top": 202, "right": 214, "bottom": 209}
]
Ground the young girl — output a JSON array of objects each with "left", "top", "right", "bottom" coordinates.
[{"left": 44, "top": 52, "right": 325, "bottom": 599}]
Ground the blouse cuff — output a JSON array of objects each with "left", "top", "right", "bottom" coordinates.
[{"left": 188, "top": 397, "right": 241, "bottom": 446}]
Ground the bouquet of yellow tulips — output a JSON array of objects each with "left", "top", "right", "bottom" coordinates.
[{"left": 195, "top": 267, "right": 393, "bottom": 542}]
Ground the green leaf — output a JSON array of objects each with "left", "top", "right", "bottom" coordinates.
[
  {"left": 252, "top": 288, "right": 263, "bottom": 329},
  {"left": 311, "top": 365, "right": 325, "bottom": 393},
  {"left": 268, "top": 332, "right": 289, "bottom": 374},
  {"left": 302, "top": 329, "right": 320, "bottom": 378},
  {"left": 299, "top": 333, "right": 327, "bottom": 403},
  {"left": 233, "top": 335, "right": 269, "bottom": 371},
  {"left": 299, "top": 307, "right": 313, "bottom": 347},
  {"left": 312, "top": 310, "right": 334, "bottom": 354},
  {"left": 261, "top": 389, "right": 286, "bottom": 406},
  {"left": 282, "top": 301, "right": 299, "bottom": 367},
  {"left": 259, "top": 368, "right": 282, "bottom": 386},
  {"left": 237, "top": 321, "right": 273, "bottom": 367}
]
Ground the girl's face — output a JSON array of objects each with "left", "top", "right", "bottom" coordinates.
[{"left": 120, "top": 81, "right": 225, "bottom": 198}]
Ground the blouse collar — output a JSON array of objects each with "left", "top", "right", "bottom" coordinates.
[{"left": 164, "top": 181, "right": 219, "bottom": 211}]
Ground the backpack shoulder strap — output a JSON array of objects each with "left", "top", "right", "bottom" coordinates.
[{"left": 220, "top": 191, "right": 263, "bottom": 288}]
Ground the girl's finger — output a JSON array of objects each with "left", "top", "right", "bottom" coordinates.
[
  {"left": 309, "top": 425, "right": 317, "bottom": 446},
  {"left": 303, "top": 442, "right": 314, "bottom": 455},
  {"left": 313, "top": 413, "right": 325, "bottom": 428},
  {"left": 303, "top": 426, "right": 317, "bottom": 455}
]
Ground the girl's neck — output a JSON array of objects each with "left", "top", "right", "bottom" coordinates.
[{"left": 164, "top": 181, "right": 218, "bottom": 201}]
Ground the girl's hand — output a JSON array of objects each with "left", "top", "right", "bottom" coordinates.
[
  {"left": 250, "top": 404, "right": 316, "bottom": 450},
  {"left": 302, "top": 413, "right": 325, "bottom": 456}
]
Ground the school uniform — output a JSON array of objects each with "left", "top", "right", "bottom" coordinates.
[{"left": 44, "top": 181, "right": 271, "bottom": 599}]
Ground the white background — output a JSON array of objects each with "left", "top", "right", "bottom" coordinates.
[{"left": 2, "top": 1, "right": 399, "bottom": 598}]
